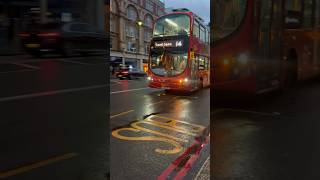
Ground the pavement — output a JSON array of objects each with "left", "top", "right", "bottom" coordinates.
[
  {"left": 212, "top": 77, "right": 320, "bottom": 180},
  {"left": 110, "top": 78, "right": 210, "bottom": 179},
  {"left": 0, "top": 54, "right": 108, "bottom": 180}
]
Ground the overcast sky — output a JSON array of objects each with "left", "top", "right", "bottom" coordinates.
[{"left": 161, "top": 0, "right": 210, "bottom": 24}]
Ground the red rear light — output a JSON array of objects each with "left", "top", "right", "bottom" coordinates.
[
  {"left": 123, "top": 71, "right": 129, "bottom": 74},
  {"left": 38, "top": 32, "right": 60, "bottom": 37}
]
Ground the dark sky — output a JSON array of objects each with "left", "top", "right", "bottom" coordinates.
[{"left": 161, "top": 0, "right": 210, "bottom": 24}]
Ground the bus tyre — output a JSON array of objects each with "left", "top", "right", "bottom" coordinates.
[{"left": 128, "top": 75, "right": 132, "bottom": 80}]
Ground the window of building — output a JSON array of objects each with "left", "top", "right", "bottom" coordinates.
[
  {"left": 126, "top": 24, "right": 138, "bottom": 37},
  {"left": 145, "top": 44, "right": 150, "bottom": 54},
  {"left": 144, "top": 30, "right": 152, "bottom": 41},
  {"left": 110, "top": 16, "right": 115, "bottom": 32},
  {"left": 145, "top": 14, "right": 153, "bottom": 28},
  {"left": 157, "top": 6, "right": 165, "bottom": 16},
  {"left": 127, "top": 41, "right": 137, "bottom": 52},
  {"left": 127, "top": 5, "right": 138, "bottom": 21},
  {"left": 146, "top": 1, "right": 154, "bottom": 12},
  {"left": 110, "top": 37, "right": 113, "bottom": 49}
]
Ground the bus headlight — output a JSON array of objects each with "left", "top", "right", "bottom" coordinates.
[
  {"left": 184, "top": 78, "right": 188, "bottom": 82},
  {"left": 147, "top": 76, "right": 153, "bottom": 81}
]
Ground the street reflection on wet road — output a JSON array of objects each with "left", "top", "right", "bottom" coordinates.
[
  {"left": 212, "top": 78, "right": 320, "bottom": 180},
  {"left": 110, "top": 79, "right": 210, "bottom": 179}
]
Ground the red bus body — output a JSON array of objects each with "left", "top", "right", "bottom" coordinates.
[
  {"left": 213, "top": 0, "right": 320, "bottom": 94},
  {"left": 148, "top": 11, "right": 210, "bottom": 91}
]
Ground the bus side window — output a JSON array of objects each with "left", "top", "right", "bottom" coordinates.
[
  {"left": 200, "top": 26, "right": 206, "bottom": 42},
  {"left": 199, "top": 56, "right": 204, "bottom": 70},
  {"left": 194, "top": 21, "right": 200, "bottom": 38},
  {"left": 204, "top": 57, "right": 209, "bottom": 70},
  {"left": 259, "top": 0, "right": 273, "bottom": 58},
  {"left": 285, "top": 0, "right": 302, "bottom": 29},
  {"left": 303, "top": 0, "right": 314, "bottom": 28}
]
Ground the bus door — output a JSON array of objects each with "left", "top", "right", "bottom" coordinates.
[
  {"left": 256, "top": 0, "right": 283, "bottom": 92},
  {"left": 190, "top": 52, "right": 198, "bottom": 89}
]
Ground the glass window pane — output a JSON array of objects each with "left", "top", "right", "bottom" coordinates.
[
  {"left": 154, "top": 14, "right": 190, "bottom": 37},
  {"left": 213, "top": 0, "right": 247, "bottom": 41},
  {"left": 303, "top": 0, "right": 313, "bottom": 28}
]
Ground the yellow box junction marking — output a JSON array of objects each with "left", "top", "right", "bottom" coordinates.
[{"left": 112, "top": 115, "right": 205, "bottom": 155}]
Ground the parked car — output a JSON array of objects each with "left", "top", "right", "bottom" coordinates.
[
  {"left": 116, "top": 68, "right": 147, "bottom": 80},
  {"left": 19, "top": 22, "right": 106, "bottom": 57}
]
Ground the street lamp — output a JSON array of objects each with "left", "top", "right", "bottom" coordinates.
[{"left": 137, "top": 20, "right": 143, "bottom": 26}]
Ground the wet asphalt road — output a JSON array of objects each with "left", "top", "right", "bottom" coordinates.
[
  {"left": 0, "top": 55, "right": 108, "bottom": 180},
  {"left": 212, "top": 77, "right": 320, "bottom": 180},
  {"left": 110, "top": 79, "right": 210, "bottom": 179}
]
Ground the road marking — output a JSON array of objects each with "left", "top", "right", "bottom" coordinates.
[
  {"left": 57, "top": 59, "right": 93, "bottom": 66},
  {"left": 0, "top": 84, "right": 106, "bottom": 103},
  {"left": 9, "top": 62, "right": 40, "bottom": 70},
  {"left": 0, "top": 69, "right": 35, "bottom": 74},
  {"left": 110, "top": 80, "right": 122, "bottom": 85},
  {"left": 112, "top": 128, "right": 183, "bottom": 154},
  {"left": 110, "top": 110, "right": 134, "bottom": 119},
  {"left": 213, "top": 108, "right": 280, "bottom": 116},
  {"left": 152, "top": 115, "right": 206, "bottom": 129},
  {"left": 112, "top": 115, "right": 205, "bottom": 155},
  {"left": 0, "top": 153, "right": 78, "bottom": 178},
  {"left": 131, "top": 121, "right": 189, "bottom": 143},
  {"left": 110, "top": 87, "right": 150, "bottom": 94},
  {"left": 137, "top": 120, "right": 198, "bottom": 137},
  {"left": 195, "top": 156, "right": 210, "bottom": 180},
  {"left": 158, "top": 129, "right": 210, "bottom": 180},
  {"left": 146, "top": 101, "right": 164, "bottom": 107}
]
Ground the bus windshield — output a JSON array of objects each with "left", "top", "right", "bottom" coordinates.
[
  {"left": 153, "top": 14, "right": 190, "bottom": 37},
  {"left": 150, "top": 49, "right": 188, "bottom": 76},
  {"left": 213, "top": 0, "right": 247, "bottom": 41}
]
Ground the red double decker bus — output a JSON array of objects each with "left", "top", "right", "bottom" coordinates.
[
  {"left": 147, "top": 8, "right": 210, "bottom": 92},
  {"left": 213, "top": 0, "right": 320, "bottom": 93}
]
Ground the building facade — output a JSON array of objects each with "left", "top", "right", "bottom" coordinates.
[{"left": 110, "top": 0, "right": 165, "bottom": 72}]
